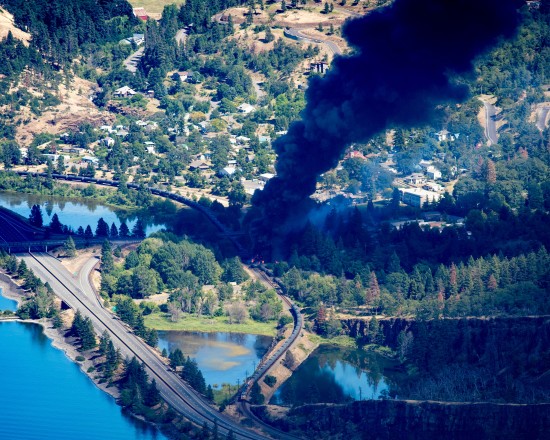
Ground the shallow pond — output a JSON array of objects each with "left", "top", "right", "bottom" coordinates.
[{"left": 157, "top": 331, "right": 272, "bottom": 388}]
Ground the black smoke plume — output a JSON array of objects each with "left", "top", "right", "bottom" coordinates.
[{"left": 251, "top": 0, "right": 520, "bottom": 254}]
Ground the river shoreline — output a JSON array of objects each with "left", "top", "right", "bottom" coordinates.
[
  {"left": 0, "top": 273, "right": 171, "bottom": 432},
  {"left": 0, "top": 273, "right": 121, "bottom": 400}
]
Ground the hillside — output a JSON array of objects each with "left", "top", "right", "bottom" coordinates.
[{"left": 0, "top": 6, "right": 30, "bottom": 45}]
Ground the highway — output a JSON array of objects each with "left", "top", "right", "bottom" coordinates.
[
  {"left": 22, "top": 252, "right": 282, "bottom": 440},
  {"left": 6, "top": 172, "right": 306, "bottom": 438}
]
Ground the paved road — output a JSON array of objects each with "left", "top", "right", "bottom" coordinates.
[
  {"left": 175, "top": 28, "right": 188, "bottom": 45},
  {"left": 536, "top": 106, "right": 550, "bottom": 131},
  {"left": 123, "top": 47, "right": 144, "bottom": 73},
  {"left": 22, "top": 252, "right": 278, "bottom": 440},
  {"left": 124, "top": 28, "right": 187, "bottom": 73},
  {"left": 483, "top": 100, "right": 498, "bottom": 145},
  {"left": 284, "top": 27, "right": 342, "bottom": 55}
]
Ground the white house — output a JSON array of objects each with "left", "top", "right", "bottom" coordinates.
[
  {"left": 434, "top": 129, "right": 450, "bottom": 142},
  {"left": 237, "top": 103, "right": 255, "bottom": 114},
  {"left": 219, "top": 166, "right": 237, "bottom": 177},
  {"left": 114, "top": 86, "right": 136, "bottom": 97},
  {"left": 259, "top": 173, "right": 275, "bottom": 182},
  {"left": 405, "top": 173, "right": 426, "bottom": 185},
  {"left": 82, "top": 156, "right": 99, "bottom": 165},
  {"left": 101, "top": 137, "right": 115, "bottom": 147},
  {"left": 426, "top": 166, "right": 442, "bottom": 180}
]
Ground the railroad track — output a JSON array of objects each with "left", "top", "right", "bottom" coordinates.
[{"left": 24, "top": 252, "right": 273, "bottom": 440}]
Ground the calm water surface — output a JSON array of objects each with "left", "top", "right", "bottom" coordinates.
[
  {"left": 272, "top": 345, "right": 393, "bottom": 405},
  {"left": 0, "top": 322, "right": 168, "bottom": 440},
  {"left": 0, "top": 287, "right": 18, "bottom": 311},
  {"left": 157, "top": 331, "right": 272, "bottom": 387},
  {"left": 0, "top": 191, "right": 163, "bottom": 235}
]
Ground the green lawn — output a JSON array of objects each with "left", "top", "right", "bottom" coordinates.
[
  {"left": 144, "top": 312, "right": 278, "bottom": 336},
  {"left": 128, "top": 0, "right": 184, "bottom": 15}
]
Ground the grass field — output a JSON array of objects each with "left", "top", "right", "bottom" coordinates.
[
  {"left": 307, "top": 334, "right": 357, "bottom": 348},
  {"left": 144, "top": 311, "right": 278, "bottom": 336},
  {"left": 128, "top": 0, "right": 184, "bottom": 15}
]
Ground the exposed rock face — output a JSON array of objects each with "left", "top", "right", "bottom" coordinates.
[
  {"left": 253, "top": 400, "right": 550, "bottom": 440},
  {"left": 341, "top": 316, "right": 550, "bottom": 349}
]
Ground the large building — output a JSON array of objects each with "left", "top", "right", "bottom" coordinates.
[{"left": 400, "top": 188, "right": 442, "bottom": 208}]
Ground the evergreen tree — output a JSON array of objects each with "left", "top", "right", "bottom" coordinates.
[
  {"left": 132, "top": 220, "right": 146, "bottom": 238},
  {"left": 96, "top": 217, "right": 110, "bottom": 237},
  {"left": 169, "top": 348, "right": 185, "bottom": 368},
  {"left": 64, "top": 236, "right": 77, "bottom": 258},
  {"left": 99, "top": 330, "right": 110, "bottom": 355},
  {"left": 79, "top": 317, "right": 97, "bottom": 351},
  {"left": 84, "top": 225, "right": 94, "bottom": 240},
  {"left": 17, "top": 259, "right": 28, "bottom": 278},
  {"left": 110, "top": 223, "right": 119, "bottom": 238},
  {"left": 144, "top": 379, "right": 161, "bottom": 406},
  {"left": 101, "top": 240, "right": 114, "bottom": 274},
  {"left": 206, "top": 384, "right": 214, "bottom": 401},
  {"left": 49, "top": 213, "right": 63, "bottom": 233},
  {"left": 249, "top": 381, "right": 265, "bottom": 404},
  {"left": 29, "top": 204, "right": 43, "bottom": 227},
  {"left": 6, "top": 255, "right": 18, "bottom": 274},
  {"left": 119, "top": 221, "right": 130, "bottom": 238}
]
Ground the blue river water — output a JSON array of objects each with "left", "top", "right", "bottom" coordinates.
[
  {"left": 0, "top": 287, "right": 18, "bottom": 311},
  {"left": 0, "top": 191, "right": 163, "bottom": 235},
  {"left": 0, "top": 321, "right": 168, "bottom": 440}
]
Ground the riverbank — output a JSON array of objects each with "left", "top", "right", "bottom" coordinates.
[
  {"left": 0, "top": 272, "right": 26, "bottom": 307},
  {"left": 0, "top": 272, "right": 122, "bottom": 400}
]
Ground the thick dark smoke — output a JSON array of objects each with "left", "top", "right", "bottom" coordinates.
[{"left": 251, "top": 0, "right": 520, "bottom": 252}]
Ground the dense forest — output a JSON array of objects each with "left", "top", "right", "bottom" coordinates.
[{"left": 1, "top": 0, "right": 137, "bottom": 64}]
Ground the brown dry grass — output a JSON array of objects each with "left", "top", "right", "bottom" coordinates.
[
  {"left": 0, "top": 7, "right": 31, "bottom": 45},
  {"left": 14, "top": 76, "right": 115, "bottom": 146},
  {"left": 127, "top": 0, "right": 184, "bottom": 16}
]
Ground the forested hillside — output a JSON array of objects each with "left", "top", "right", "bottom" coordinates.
[{"left": 1, "top": 0, "right": 137, "bottom": 63}]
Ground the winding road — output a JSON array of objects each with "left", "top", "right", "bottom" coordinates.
[
  {"left": 22, "top": 251, "right": 286, "bottom": 440},
  {"left": 284, "top": 27, "right": 342, "bottom": 55}
]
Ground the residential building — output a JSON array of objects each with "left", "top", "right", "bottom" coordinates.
[
  {"left": 400, "top": 188, "right": 442, "bottom": 208},
  {"left": 426, "top": 166, "right": 442, "bottom": 180},
  {"left": 113, "top": 86, "right": 136, "bottom": 97}
]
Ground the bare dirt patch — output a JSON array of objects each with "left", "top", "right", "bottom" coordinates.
[
  {"left": 15, "top": 76, "right": 114, "bottom": 146},
  {"left": 0, "top": 7, "right": 31, "bottom": 45}
]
